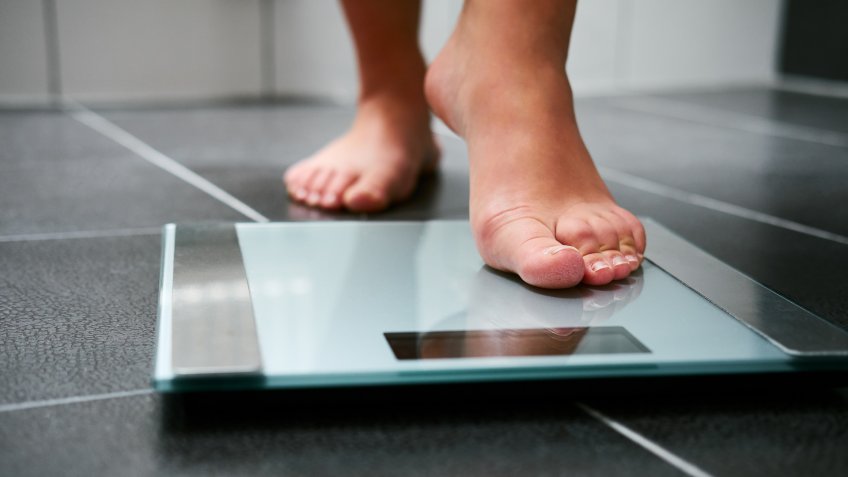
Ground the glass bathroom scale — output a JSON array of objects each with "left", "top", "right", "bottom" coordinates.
[{"left": 152, "top": 220, "right": 848, "bottom": 392}]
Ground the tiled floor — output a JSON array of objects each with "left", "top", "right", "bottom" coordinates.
[{"left": 1, "top": 85, "right": 847, "bottom": 476}]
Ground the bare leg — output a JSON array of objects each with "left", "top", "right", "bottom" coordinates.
[
  {"left": 425, "top": 0, "right": 646, "bottom": 288},
  {"left": 284, "top": 0, "right": 439, "bottom": 212}
]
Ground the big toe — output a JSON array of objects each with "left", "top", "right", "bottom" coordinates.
[{"left": 477, "top": 216, "right": 585, "bottom": 289}]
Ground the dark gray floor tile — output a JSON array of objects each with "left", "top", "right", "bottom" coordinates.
[
  {"left": 587, "top": 387, "right": 848, "bottom": 477},
  {"left": 0, "top": 235, "right": 160, "bottom": 404},
  {"left": 1, "top": 111, "right": 132, "bottom": 165},
  {"left": 0, "top": 112, "right": 245, "bottom": 235},
  {"left": 102, "top": 106, "right": 471, "bottom": 221},
  {"left": 576, "top": 100, "right": 848, "bottom": 237},
  {"left": 100, "top": 104, "right": 357, "bottom": 168},
  {"left": 0, "top": 393, "right": 682, "bottom": 477},
  {"left": 607, "top": 183, "right": 848, "bottom": 331},
  {"left": 650, "top": 87, "right": 848, "bottom": 134},
  {"left": 100, "top": 103, "right": 469, "bottom": 173}
]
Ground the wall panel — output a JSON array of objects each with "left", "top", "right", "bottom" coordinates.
[
  {"left": 57, "top": 0, "right": 263, "bottom": 102},
  {"left": 0, "top": 0, "right": 50, "bottom": 102}
]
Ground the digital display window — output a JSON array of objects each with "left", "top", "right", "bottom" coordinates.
[{"left": 385, "top": 326, "right": 650, "bottom": 360}]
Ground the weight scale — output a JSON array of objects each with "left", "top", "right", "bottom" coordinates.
[{"left": 152, "top": 220, "right": 848, "bottom": 392}]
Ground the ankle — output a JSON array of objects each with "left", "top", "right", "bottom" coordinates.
[
  {"left": 358, "top": 51, "right": 427, "bottom": 101},
  {"left": 356, "top": 91, "right": 430, "bottom": 136},
  {"left": 426, "top": 39, "right": 572, "bottom": 136}
]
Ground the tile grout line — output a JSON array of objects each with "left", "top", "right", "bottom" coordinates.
[
  {"left": 433, "top": 127, "right": 848, "bottom": 246},
  {"left": 576, "top": 402, "right": 713, "bottom": 477},
  {"left": 65, "top": 101, "right": 269, "bottom": 223},
  {"left": 613, "top": 96, "right": 848, "bottom": 148},
  {"left": 599, "top": 166, "right": 848, "bottom": 246},
  {"left": 0, "top": 388, "right": 154, "bottom": 414},
  {"left": 0, "top": 227, "right": 162, "bottom": 243}
]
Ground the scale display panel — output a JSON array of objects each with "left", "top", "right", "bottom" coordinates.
[{"left": 153, "top": 220, "right": 848, "bottom": 392}]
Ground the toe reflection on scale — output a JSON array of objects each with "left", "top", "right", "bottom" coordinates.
[{"left": 387, "top": 269, "right": 648, "bottom": 360}]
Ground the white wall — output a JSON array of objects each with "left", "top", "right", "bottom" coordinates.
[
  {"left": 0, "top": 0, "right": 50, "bottom": 103},
  {"left": 271, "top": 0, "right": 463, "bottom": 100},
  {"left": 57, "top": 0, "right": 263, "bottom": 102},
  {"left": 569, "top": 0, "right": 783, "bottom": 93},
  {"left": 0, "top": 0, "right": 784, "bottom": 105},
  {"left": 568, "top": 0, "right": 623, "bottom": 93},
  {"left": 618, "top": 0, "right": 783, "bottom": 90},
  {"left": 273, "top": 0, "right": 356, "bottom": 100}
]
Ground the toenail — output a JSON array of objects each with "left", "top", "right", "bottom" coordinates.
[
  {"left": 544, "top": 245, "right": 579, "bottom": 256},
  {"left": 323, "top": 193, "right": 337, "bottom": 204},
  {"left": 591, "top": 261, "right": 610, "bottom": 272},
  {"left": 612, "top": 256, "right": 627, "bottom": 267},
  {"left": 625, "top": 254, "right": 639, "bottom": 264},
  {"left": 295, "top": 188, "right": 308, "bottom": 200},
  {"left": 307, "top": 192, "right": 321, "bottom": 204}
]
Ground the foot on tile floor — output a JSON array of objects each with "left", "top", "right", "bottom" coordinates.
[
  {"left": 283, "top": 85, "right": 440, "bottom": 213},
  {"left": 423, "top": 0, "right": 646, "bottom": 288}
]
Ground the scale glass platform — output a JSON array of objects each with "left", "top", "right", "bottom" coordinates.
[{"left": 153, "top": 220, "right": 848, "bottom": 392}]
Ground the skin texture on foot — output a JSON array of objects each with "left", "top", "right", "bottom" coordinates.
[
  {"left": 424, "top": 0, "right": 646, "bottom": 289},
  {"left": 283, "top": 95, "right": 439, "bottom": 213}
]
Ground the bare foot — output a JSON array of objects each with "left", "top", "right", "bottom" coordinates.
[
  {"left": 284, "top": 89, "right": 440, "bottom": 213},
  {"left": 424, "top": 1, "right": 646, "bottom": 289}
]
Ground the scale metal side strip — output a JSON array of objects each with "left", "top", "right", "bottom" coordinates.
[
  {"left": 153, "top": 224, "right": 176, "bottom": 382},
  {"left": 643, "top": 219, "right": 848, "bottom": 356},
  {"left": 170, "top": 223, "right": 263, "bottom": 376}
]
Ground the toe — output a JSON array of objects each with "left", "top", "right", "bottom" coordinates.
[
  {"left": 477, "top": 216, "right": 584, "bottom": 289},
  {"left": 555, "top": 213, "right": 625, "bottom": 285},
  {"left": 304, "top": 169, "right": 333, "bottom": 206},
  {"left": 554, "top": 217, "right": 599, "bottom": 254},
  {"left": 609, "top": 207, "right": 647, "bottom": 266},
  {"left": 582, "top": 252, "right": 615, "bottom": 286},
  {"left": 292, "top": 166, "right": 322, "bottom": 203},
  {"left": 320, "top": 171, "right": 357, "bottom": 209},
  {"left": 555, "top": 214, "right": 620, "bottom": 256},
  {"left": 586, "top": 215, "right": 622, "bottom": 253},
  {"left": 282, "top": 162, "right": 304, "bottom": 187},
  {"left": 602, "top": 250, "right": 632, "bottom": 280},
  {"left": 283, "top": 163, "right": 311, "bottom": 201},
  {"left": 616, "top": 237, "right": 641, "bottom": 271},
  {"left": 620, "top": 248, "right": 641, "bottom": 271}
]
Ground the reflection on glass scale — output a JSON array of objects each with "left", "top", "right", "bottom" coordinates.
[
  {"left": 384, "top": 268, "right": 650, "bottom": 361},
  {"left": 153, "top": 220, "right": 848, "bottom": 391}
]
